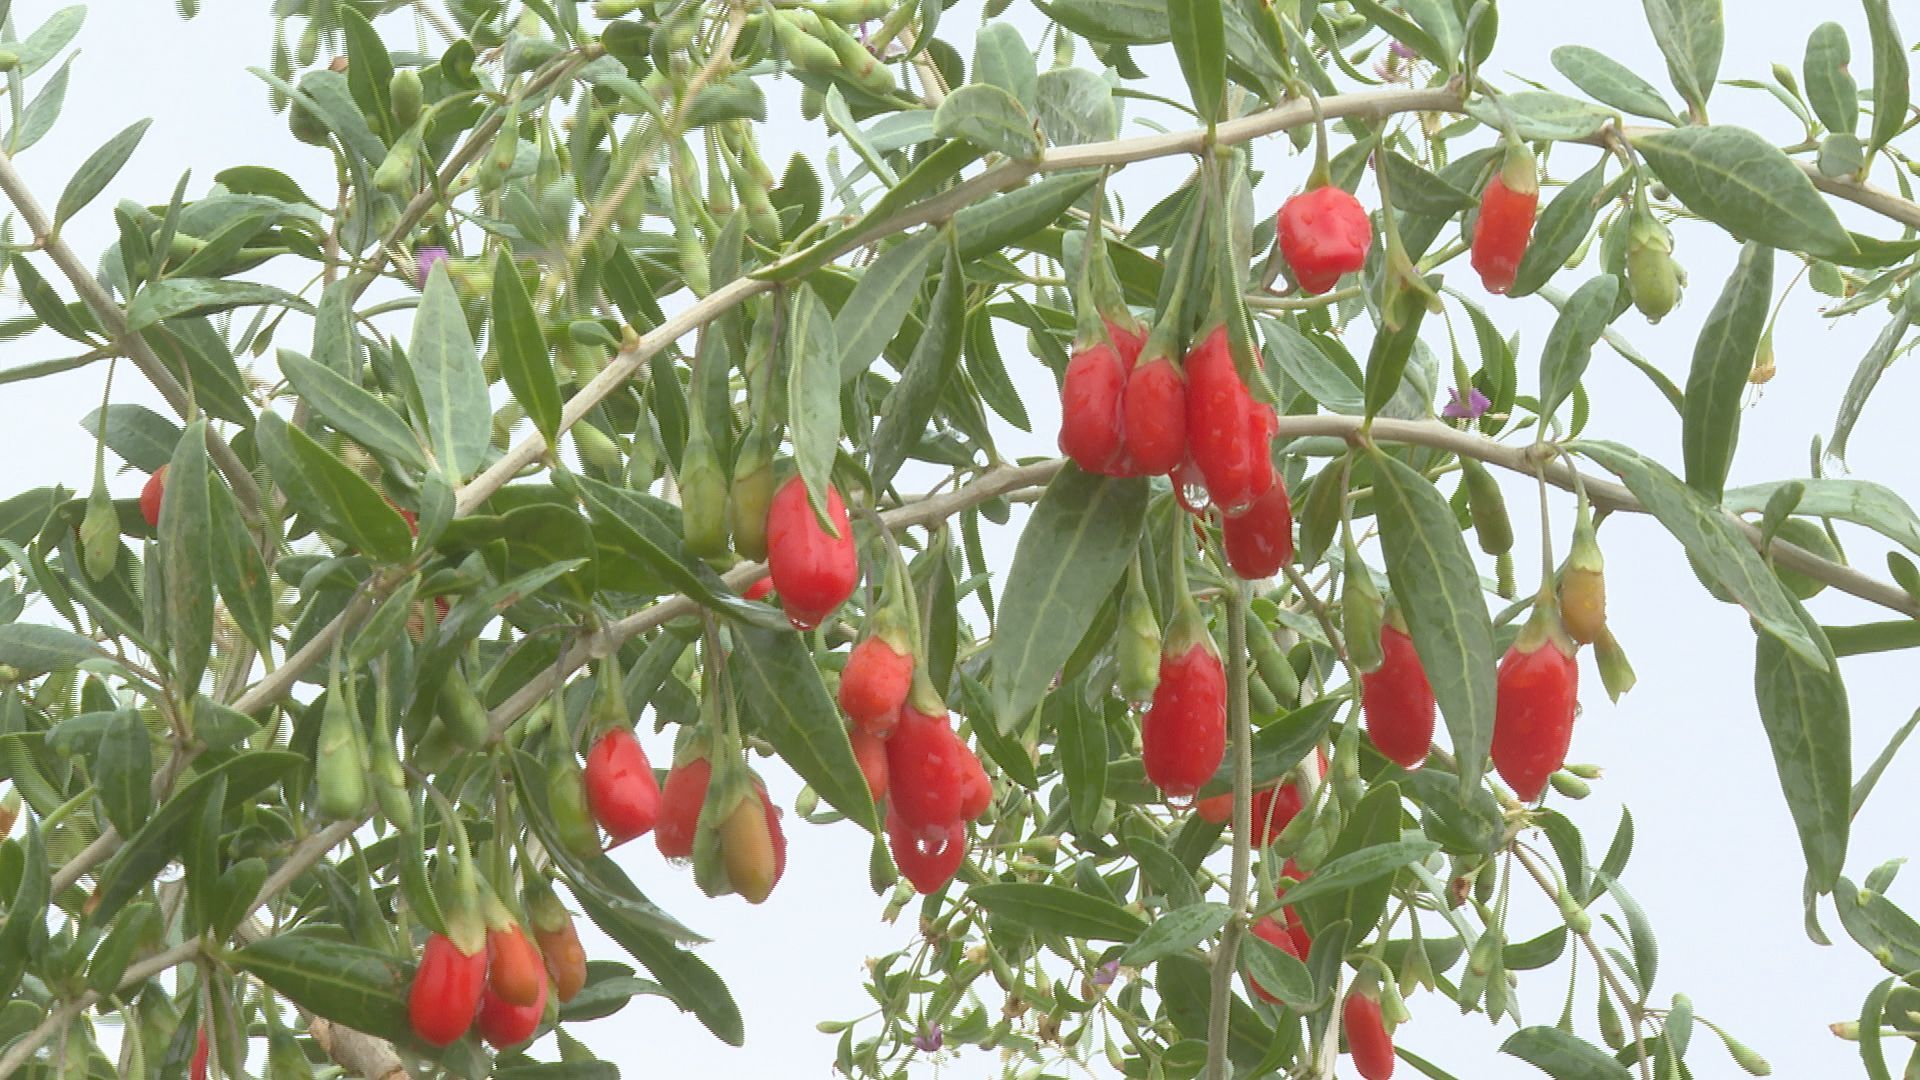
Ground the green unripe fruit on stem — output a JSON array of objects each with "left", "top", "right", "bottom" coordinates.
[
  {"left": 1116, "top": 561, "right": 1161, "bottom": 704},
  {"left": 316, "top": 689, "right": 370, "bottom": 820},
  {"left": 390, "top": 68, "right": 423, "bottom": 129},
  {"left": 1768, "top": 518, "right": 1838, "bottom": 599},
  {"left": 1625, "top": 208, "right": 1681, "bottom": 322},
  {"left": 436, "top": 673, "right": 493, "bottom": 751},
  {"left": 679, "top": 434, "right": 731, "bottom": 559},
  {"left": 729, "top": 427, "right": 775, "bottom": 562},
  {"left": 1460, "top": 457, "right": 1513, "bottom": 557}
]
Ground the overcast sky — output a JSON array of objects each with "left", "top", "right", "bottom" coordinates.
[{"left": 5, "top": 1, "right": 1917, "bottom": 1077}]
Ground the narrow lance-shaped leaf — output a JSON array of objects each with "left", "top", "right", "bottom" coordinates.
[
  {"left": 1509, "top": 158, "right": 1609, "bottom": 299},
  {"left": 1634, "top": 126, "right": 1854, "bottom": 260},
  {"left": 94, "top": 710, "right": 152, "bottom": 838},
  {"left": 969, "top": 883, "right": 1147, "bottom": 941},
  {"left": 254, "top": 413, "right": 414, "bottom": 564},
  {"left": 991, "top": 468, "right": 1149, "bottom": 726},
  {"left": 411, "top": 262, "right": 493, "bottom": 481},
  {"left": 1803, "top": 23, "right": 1858, "bottom": 136},
  {"left": 1830, "top": 304, "right": 1913, "bottom": 463},
  {"left": 1551, "top": 45, "right": 1683, "bottom": 125},
  {"left": 836, "top": 231, "right": 938, "bottom": 383},
  {"left": 1368, "top": 447, "right": 1497, "bottom": 796},
  {"left": 1501, "top": 1026, "right": 1634, "bottom": 1079},
  {"left": 1641, "top": 0, "right": 1723, "bottom": 118},
  {"left": 53, "top": 118, "right": 151, "bottom": 230},
  {"left": 787, "top": 284, "right": 841, "bottom": 526},
  {"left": 1052, "top": 684, "right": 1107, "bottom": 835},
  {"left": 869, "top": 235, "right": 964, "bottom": 491},
  {"left": 491, "top": 248, "right": 562, "bottom": 445},
  {"left": 277, "top": 350, "right": 429, "bottom": 475},
  {"left": 1537, "top": 274, "right": 1620, "bottom": 424},
  {"left": 1167, "top": 0, "right": 1226, "bottom": 125},
  {"left": 1755, "top": 593, "right": 1850, "bottom": 893},
  {"left": 1682, "top": 242, "right": 1772, "bottom": 501},
  {"left": 161, "top": 418, "right": 214, "bottom": 693},
  {"left": 1865, "top": 0, "right": 1909, "bottom": 157}
]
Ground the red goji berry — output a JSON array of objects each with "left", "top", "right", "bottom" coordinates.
[
  {"left": 1121, "top": 355, "right": 1187, "bottom": 477},
  {"left": 850, "top": 725, "right": 889, "bottom": 802},
  {"left": 486, "top": 921, "right": 546, "bottom": 1008},
  {"left": 1247, "top": 914, "right": 1302, "bottom": 1004},
  {"left": 1278, "top": 185, "right": 1373, "bottom": 295},
  {"left": 408, "top": 932, "right": 488, "bottom": 1047},
  {"left": 583, "top": 727, "right": 661, "bottom": 847},
  {"left": 765, "top": 475, "right": 859, "bottom": 630},
  {"left": 1141, "top": 641, "right": 1227, "bottom": 799},
  {"left": 1343, "top": 989, "right": 1395, "bottom": 1080},
  {"left": 191, "top": 1028, "right": 208, "bottom": 1080},
  {"left": 1058, "top": 341, "right": 1130, "bottom": 474},
  {"left": 140, "top": 465, "right": 168, "bottom": 530},
  {"left": 1222, "top": 481, "right": 1295, "bottom": 580},
  {"left": 886, "top": 803, "right": 968, "bottom": 894},
  {"left": 744, "top": 575, "right": 774, "bottom": 602},
  {"left": 884, "top": 706, "right": 970, "bottom": 829},
  {"left": 839, "top": 633, "right": 913, "bottom": 737},
  {"left": 477, "top": 966, "right": 548, "bottom": 1049},
  {"left": 1361, "top": 625, "right": 1436, "bottom": 769},
  {"left": 654, "top": 756, "right": 712, "bottom": 860},
  {"left": 1106, "top": 319, "right": 1146, "bottom": 367},
  {"left": 1471, "top": 167, "right": 1539, "bottom": 296},
  {"left": 1491, "top": 637, "right": 1579, "bottom": 801}
]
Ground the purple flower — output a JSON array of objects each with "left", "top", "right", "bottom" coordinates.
[
  {"left": 1094, "top": 960, "right": 1121, "bottom": 987},
  {"left": 415, "top": 246, "right": 449, "bottom": 287},
  {"left": 910, "top": 1023, "right": 943, "bottom": 1053},
  {"left": 1442, "top": 386, "right": 1491, "bottom": 420},
  {"left": 1389, "top": 40, "right": 1419, "bottom": 60}
]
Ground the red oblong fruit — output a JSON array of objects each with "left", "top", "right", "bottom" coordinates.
[
  {"left": 1106, "top": 319, "right": 1146, "bottom": 367},
  {"left": 886, "top": 803, "right": 968, "bottom": 894},
  {"left": 884, "top": 706, "right": 968, "bottom": 829},
  {"left": 408, "top": 932, "right": 488, "bottom": 1047},
  {"left": 1343, "top": 990, "right": 1396, "bottom": 1080},
  {"left": 655, "top": 756, "right": 712, "bottom": 860},
  {"left": 1247, "top": 915, "right": 1303, "bottom": 1003},
  {"left": 1184, "top": 327, "right": 1278, "bottom": 514},
  {"left": 140, "top": 465, "right": 169, "bottom": 530},
  {"left": 839, "top": 635, "right": 913, "bottom": 735},
  {"left": 744, "top": 575, "right": 774, "bottom": 602},
  {"left": 1361, "top": 625, "right": 1437, "bottom": 769},
  {"left": 765, "top": 475, "right": 859, "bottom": 630},
  {"left": 851, "top": 726, "right": 890, "bottom": 802},
  {"left": 487, "top": 923, "right": 546, "bottom": 1008},
  {"left": 1471, "top": 175, "right": 1539, "bottom": 295},
  {"left": 956, "top": 736, "right": 991, "bottom": 821},
  {"left": 1122, "top": 356, "right": 1187, "bottom": 477},
  {"left": 1248, "top": 781, "right": 1305, "bottom": 848},
  {"left": 1194, "top": 791, "right": 1231, "bottom": 824},
  {"left": 1222, "top": 481, "right": 1294, "bottom": 580},
  {"left": 583, "top": 727, "right": 661, "bottom": 846},
  {"left": 191, "top": 1027, "right": 208, "bottom": 1080},
  {"left": 1278, "top": 185, "right": 1374, "bottom": 295},
  {"left": 1141, "top": 644, "right": 1227, "bottom": 799},
  {"left": 1058, "top": 342, "right": 1129, "bottom": 473},
  {"left": 477, "top": 964, "right": 549, "bottom": 1050},
  {"left": 1490, "top": 640, "right": 1579, "bottom": 801}
]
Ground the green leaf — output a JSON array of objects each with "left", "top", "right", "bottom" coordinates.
[
  {"left": 836, "top": 231, "right": 939, "bottom": 384},
  {"left": 338, "top": 6, "right": 394, "bottom": 139},
  {"left": 1241, "top": 931, "right": 1317, "bottom": 1009},
  {"left": 1300, "top": 782, "right": 1407, "bottom": 936},
  {"left": 1278, "top": 838, "right": 1440, "bottom": 908},
  {"left": 492, "top": 249, "right": 562, "bottom": 446},
  {"left": 1122, "top": 902, "right": 1228, "bottom": 965},
  {"left": 1037, "top": 0, "right": 1168, "bottom": 46},
  {"left": 94, "top": 710, "right": 151, "bottom": 838},
  {"left": 1641, "top": 0, "right": 1723, "bottom": 117},
  {"left": 787, "top": 284, "right": 841, "bottom": 524},
  {"left": 1035, "top": 67, "right": 1118, "bottom": 146},
  {"left": 1552, "top": 46, "right": 1684, "bottom": 125},
  {"left": 16, "top": 7, "right": 85, "bottom": 77},
  {"left": 1509, "top": 158, "right": 1609, "bottom": 298},
  {"left": 0, "top": 815, "right": 47, "bottom": 1002},
  {"left": 1634, "top": 126, "right": 1854, "bottom": 259},
  {"left": 1860, "top": 976, "right": 1897, "bottom": 1080},
  {"left": 1804, "top": 23, "right": 1859, "bottom": 135},
  {"left": 1829, "top": 304, "right": 1913, "bottom": 463},
  {"left": 953, "top": 170, "right": 1101, "bottom": 261},
  {"left": 969, "top": 883, "right": 1146, "bottom": 941},
  {"left": 1728, "top": 481, "right": 1920, "bottom": 559},
  {"left": 233, "top": 933, "right": 414, "bottom": 1045},
  {"left": 1347, "top": 0, "right": 1444, "bottom": 67},
  {"left": 255, "top": 413, "right": 414, "bottom": 564},
  {"left": 126, "top": 278, "right": 302, "bottom": 331},
  {"left": 1398, "top": 0, "right": 1462, "bottom": 69},
  {"left": 81, "top": 404, "right": 180, "bottom": 474},
  {"left": 1681, "top": 242, "right": 1772, "bottom": 502},
  {"left": 1264, "top": 320, "right": 1363, "bottom": 414},
  {"left": 1363, "top": 301, "right": 1427, "bottom": 420},
  {"left": 1501, "top": 1026, "right": 1634, "bottom": 1079},
  {"left": 1579, "top": 440, "right": 1824, "bottom": 665},
  {"left": 411, "top": 263, "right": 493, "bottom": 481},
  {"left": 933, "top": 83, "right": 1040, "bottom": 161},
  {"left": 728, "top": 624, "right": 877, "bottom": 830},
  {"left": 161, "top": 418, "right": 215, "bottom": 692},
  {"left": 572, "top": 885, "right": 743, "bottom": 1046},
  {"left": 1833, "top": 876, "right": 1920, "bottom": 980},
  {"left": 1537, "top": 275, "right": 1620, "bottom": 424},
  {"left": 963, "top": 306, "right": 1030, "bottom": 431},
  {"left": 1865, "top": 0, "right": 1909, "bottom": 156},
  {"left": 53, "top": 118, "right": 150, "bottom": 231},
  {"left": 1754, "top": 593, "right": 1850, "bottom": 893},
  {"left": 278, "top": 350, "right": 429, "bottom": 475},
  {"left": 991, "top": 468, "right": 1149, "bottom": 726},
  {"left": 1167, "top": 0, "right": 1226, "bottom": 124},
  {"left": 869, "top": 237, "right": 964, "bottom": 491},
  {"left": 1464, "top": 91, "right": 1615, "bottom": 141},
  {"left": 973, "top": 22, "right": 1037, "bottom": 111},
  {"left": 0, "top": 623, "right": 103, "bottom": 674},
  {"left": 208, "top": 479, "right": 273, "bottom": 656},
  {"left": 1051, "top": 683, "right": 1107, "bottom": 834},
  {"left": 91, "top": 751, "right": 301, "bottom": 925},
  {"left": 1369, "top": 448, "right": 1497, "bottom": 795}
]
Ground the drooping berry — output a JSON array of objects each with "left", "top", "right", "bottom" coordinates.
[
  {"left": 1121, "top": 356, "right": 1187, "bottom": 477},
  {"left": 1491, "top": 637, "right": 1579, "bottom": 801},
  {"left": 1471, "top": 156, "right": 1540, "bottom": 296},
  {"left": 1221, "top": 481, "right": 1295, "bottom": 580},
  {"left": 486, "top": 922, "right": 547, "bottom": 1008},
  {"left": 886, "top": 803, "right": 968, "bottom": 894},
  {"left": 655, "top": 756, "right": 712, "bottom": 860},
  {"left": 527, "top": 887, "right": 588, "bottom": 1004},
  {"left": 1106, "top": 319, "right": 1147, "bottom": 366},
  {"left": 765, "top": 476, "right": 860, "bottom": 630},
  {"left": 1360, "top": 625, "right": 1437, "bottom": 769},
  {"left": 190, "top": 1028, "right": 208, "bottom": 1080},
  {"left": 1343, "top": 989, "right": 1396, "bottom": 1080},
  {"left": 721, "top": 783, "right": 785, "bottom": 904},
  {"left": 140, "top": 465, "right": 168, "bottom": 530},
  {"left": 477, "top": 964, "right": 548, "bottom": 1049},
  {"left": 1183, "top": 327, "right": 1277, "bottom": 515},
  {"left": 850, "top": 725, "right": 890, "bottom": 802},
  {"left": 1141, "top": 641, "right": 1227, "bottom": 799},
  {"left": 744, "top": 575, "right": 774, "bottom": 602},
  {"left": 583, "top": 727, "right": 661, "bottom": 847},
  {"left": 884, "top": 706, "right": 971, "bottom": 830},
  {"left": 1058, "top": 342, "right": 1130, "bottom": 474},
  {"left": 1247, "top": 915, "right": 1303, "bottom": 1004},
  {"left": 408, "top": 932, "right": 488, "bottom": 1047},
  {"left": 839, "top": 633, "right": 913, "bottom": 737},
  {"left": 1277, "top": 185, "right": 1374, "bottom": 294}
]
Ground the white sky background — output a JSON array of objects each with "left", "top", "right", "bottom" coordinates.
[{"left": 4, "top": 1, "right": 1917, "bottom": 1077}]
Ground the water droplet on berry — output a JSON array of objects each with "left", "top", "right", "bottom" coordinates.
[
  {"left": 1165, "top": 793, "right": 1194, "bottom": 812},
  {"left": 914, "top": 826, "right": 951, "bottom": 859}
]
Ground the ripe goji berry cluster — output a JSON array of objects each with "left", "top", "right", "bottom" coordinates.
[
  {"left": 406, "top": 887, "right": 589, "bottom": 1050},
  {"left": 656, "top": 757, "right": 789, "bottom": 903}
]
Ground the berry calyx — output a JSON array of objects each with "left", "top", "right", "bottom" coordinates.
[
  {"left": 1277, "top": 185, "right": 1373, "bottom": 295},
  {"left": 583, "top": 727, "right": 661, "bottom": 847}
]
